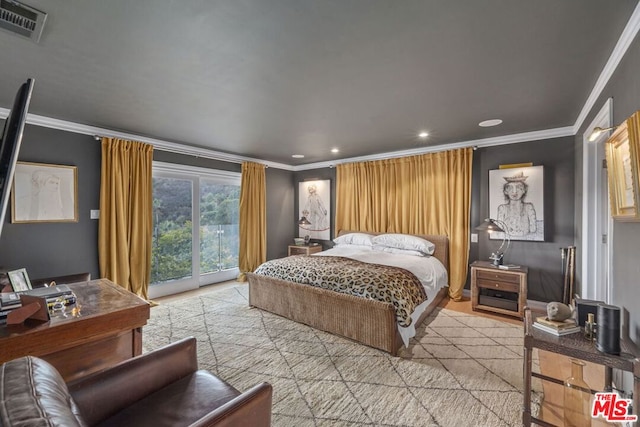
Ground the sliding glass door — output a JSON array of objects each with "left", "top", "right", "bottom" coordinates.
[
  {"left": 200, "top": 180, "right": 240, "bottom": 275},
  {"left": 149, "top": 162, "right": 240, "bottom": 298}
]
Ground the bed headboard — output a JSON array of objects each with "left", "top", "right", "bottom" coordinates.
[{"left": 337, "top": 230, "right": 449, "bottom": 273}]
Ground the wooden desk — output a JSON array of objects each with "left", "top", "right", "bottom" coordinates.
[{"left": 0, "top": 279, "right": 150, "bottom": 381}]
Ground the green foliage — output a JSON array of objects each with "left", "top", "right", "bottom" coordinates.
[{"left": 151, "top": 177, "right": 240, "bottom": 284}]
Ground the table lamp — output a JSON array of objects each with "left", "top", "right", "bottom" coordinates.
[
  {"left": 475, "top": 218, "right": 510, "bottom": 266},
  {"left": 297, "top": 216, "right": 311, "bottom": 244}
]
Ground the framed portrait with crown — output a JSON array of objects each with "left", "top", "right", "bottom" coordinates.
[{"left": 489, "top": 165, "right": 544, "bottom": 241}]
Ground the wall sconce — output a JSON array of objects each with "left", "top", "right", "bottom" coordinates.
[
  {"left": 475, "top": 218, "right": 511, "bottom": 266},
  {"left": 588, "top": 126, "right": 616, "bottom": 142},
  {"left": 297, "top": 216, "right": 311, "bottom": 244}
]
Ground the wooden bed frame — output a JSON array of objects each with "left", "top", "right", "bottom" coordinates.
[{"left": 247, "top": 231, "right": 449, "bottom": 356}]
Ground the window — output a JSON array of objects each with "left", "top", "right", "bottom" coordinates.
[{"left": 150, "top": 162, "right": 240, "bottom": 298}]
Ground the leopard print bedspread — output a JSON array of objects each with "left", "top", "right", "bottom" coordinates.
[{"left": 253, "top": 255, "right": 427, "bottom": 327}]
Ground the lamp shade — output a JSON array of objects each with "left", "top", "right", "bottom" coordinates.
[
  {"left": 475, "top": 218, "right": 505, "bottom": 233},
  {"left": 297, "top": 216, "right": 311, "bottom": 226}
]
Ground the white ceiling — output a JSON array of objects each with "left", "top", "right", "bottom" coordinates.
[{"left": 1, "top": 0, "right": 639, "bottom": 168}]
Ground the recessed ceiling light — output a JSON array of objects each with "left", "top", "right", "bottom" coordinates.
[
  {"left": 331, "top": 148, "right": 339, "bottom": 153},
  {"left": 291, "top": 154, "right": 305, "bottom": 158},
  {"left": 418, "top": 132, "right": 429, "bottom": 139},
  {"left": 479, "top": 119, "right": 503, "bottom": 127}
]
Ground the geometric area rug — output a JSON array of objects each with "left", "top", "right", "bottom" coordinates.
[{"left": 143, "top": 285, "right": 541, "bottom": 427}]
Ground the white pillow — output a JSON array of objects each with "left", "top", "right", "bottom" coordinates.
[
  {"left": 332, "top": 243, "right": 374, "bottom": 251},
  {"left": 333, "top": 233, "right": 374, "bottom": 247},
  {"left": 372, "top": 233, "right": 435, "bottom": 255},
  {"left": 372, "top": 245, "right": 426, "bottom": 257}
]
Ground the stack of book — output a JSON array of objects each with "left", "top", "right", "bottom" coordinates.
[
  {"left": 533, "top": 316, "right": 580, "bottom": 336},
  {"left": 0, "top": 285, "right": 76, "bottom": 324}
]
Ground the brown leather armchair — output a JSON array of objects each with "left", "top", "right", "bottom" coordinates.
[{"left": 0, "top": 337, "right": 272, "bottom": 426}]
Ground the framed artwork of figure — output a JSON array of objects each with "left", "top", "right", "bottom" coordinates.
[
  {"left": 298, "top": 179, "right": 331, "bottom": 241},
  {"left": 489, "top": 165, "right": 544, "bottom": 241}
]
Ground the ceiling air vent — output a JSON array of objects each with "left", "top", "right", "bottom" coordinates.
[{"left": 0, "top": 0, "right": 47, "bottom": 43}]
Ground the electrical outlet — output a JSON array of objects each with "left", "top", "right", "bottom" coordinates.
[
  {"left": 90, "top": 210, "right": 100, "bottom": 220},
  {"left": 471, "top": 233, "right": 478, "bottom": 243}
]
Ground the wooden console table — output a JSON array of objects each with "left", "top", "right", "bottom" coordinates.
[
  {"left": 0, "top": 278, "right": 150, "bottom": 382},
  {"left": 523, "top": 307, "right": 640, "bottom": 426}
]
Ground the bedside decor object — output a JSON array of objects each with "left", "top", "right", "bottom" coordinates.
[
  {"left": 596, "top": 304, "right": 621, "bottom": 355},
  {"left": 532, "top": 317, "right": 580, "bottom": 336},
  {"left": 11, "top": 161, "right": 78, "bottom": 223},
  {"left": 546, "top": 301, "right": 573, "bottom": 321},
  {"left": 575, "top": 297, "right": 604, "bottom": 326},
  {"left": 298, "top": 179, "right": 330, "bottom": 241},
  {"left": 489, "top": 166, "right": 544, "bottom": 241},
  {"left": 293, "top": 237, "right": 305, "bottom": 246},
  {"left": 475, "top": 218, "right": 510, "bottom": 265},
  {"left": 7, "top": 267, "right": 32, "bottom": 292},
  {"left": 564, "top": 359, "right": 592, "bottom": 427},
  {"left": 584, "top": 312, "right": 596, "bottom": 341},
  {"left": 297, "top": 216, "right": 311, "bottom": 244},
  {"left": 532, "top": 323, "right": 579, "bottom": 336}
]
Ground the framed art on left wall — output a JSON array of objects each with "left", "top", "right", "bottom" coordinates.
[{"left": 11, "top": 162, "right": 78, "bottom": 223}]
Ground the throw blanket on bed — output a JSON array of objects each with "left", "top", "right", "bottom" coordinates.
[{"left": 253, "top": 256, "right": 427, "bottom": 327}]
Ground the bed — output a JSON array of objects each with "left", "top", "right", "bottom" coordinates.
[{"left": 246, "top": 231, "right": 449, "bottom": 355}]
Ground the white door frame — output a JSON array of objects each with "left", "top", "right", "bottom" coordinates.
[{"left": 581, "top": 98, "right": 613, "bottom": 302}]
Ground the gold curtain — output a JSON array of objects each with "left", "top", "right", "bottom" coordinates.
[
  {"left": 99, "top": 137, "right": 153, "bottom": 299},
  {"left": 336, "top": 148, "right": 473, "bottom": 300},
  {"left": 237, "top": 162, "right": 266, "bottom": 281}
]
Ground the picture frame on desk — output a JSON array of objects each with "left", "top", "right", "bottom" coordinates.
[
  {"left": 11, "top": 161, "right": 78, "bottom": 223},
  {"left": 7, "top": 268, "right": 32, "bottom": 292}
]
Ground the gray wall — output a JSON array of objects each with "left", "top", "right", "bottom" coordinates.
[
  {"left": 266, "top": 167, "right": 295, "bottom": 260},
  {"left": 574, "top": 31, "right": 640, "bottom": 344},
  {"left": 0, "top": 124, "right": 101, "bottom": 280},
  {"left": 471, "top": 137, "right": 575, "bottom": 302},
  {"left": 0, "top": 131, "right": 294, "bottom": 282}
]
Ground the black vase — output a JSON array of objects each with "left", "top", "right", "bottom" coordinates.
[{"left": 596, "top": 304, "right": 621, "bottom": 355}]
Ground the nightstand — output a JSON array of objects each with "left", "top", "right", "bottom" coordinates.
[
  {"left": 288, "top": 244, "right": 322, "bottom": 256},
  {"left": 470, "top": 260, "right": 528, "bottom": 319}
]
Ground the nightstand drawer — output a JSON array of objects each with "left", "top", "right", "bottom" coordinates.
[
  {"left": 288, "top": 245, "right": 322, "bottom": 256},
  {"left": 476, "top": 278, "right": 520, "bottom": 293},
  {"left": 476, "top": 269, "right": 520, "bottom": 284}
]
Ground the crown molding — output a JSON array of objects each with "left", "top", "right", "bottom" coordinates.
[
  {"left": 572, "top": 1, "right": 640, "bottom": 134},
  {"left": 0, "top": 108, "right": 294, "bottom": 171},
  {"left": 293, "top": 126, "right": 574, "bottom": 171}
]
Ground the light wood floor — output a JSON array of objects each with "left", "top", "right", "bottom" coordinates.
[{"left": 157, "top": 283, "right": 611, "bottom": 426}]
